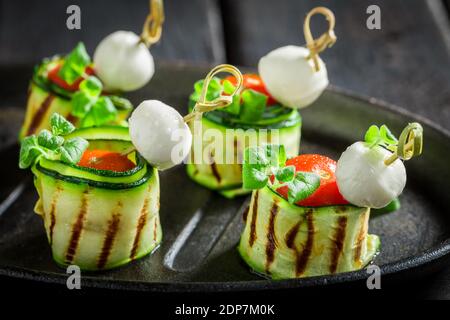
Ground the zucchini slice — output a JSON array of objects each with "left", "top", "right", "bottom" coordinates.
[
  {"left": 31, "top": 126, "right": 161, "bottom": 271},
  {"left": 20, "top": 57, "right": 132, "bottom": 140},
  {"left": 238, "top": 187, "right": 380, "bottom": 279},
  {"left": 186, "top": 105, "right": 301, "bottom": 198}
]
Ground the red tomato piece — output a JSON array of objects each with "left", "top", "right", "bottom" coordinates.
[
  {"left": 276, "top": 154, "right": 349, "bottom": 206},
  {"left": 47, "top": 64, "right": 95, "bottom": 92},
  {"left": 78, "top": 150, "right": 136, "bottom": 172},
  {"left": 224, "top": 74, "right": 276, "bottom": 105}
]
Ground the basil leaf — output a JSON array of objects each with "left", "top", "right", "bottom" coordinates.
[
  {"left": 109, "top": 95, "right": 133, "bottom": 110},
  {"left": 72, "top": 91, "right": 95, "bottom": 118},
  {"left": 240, "top": 89, "right": 267, "bottom": 122},
  {"left": 59, "top": 137, "right": 89, "bottom": 164},
  {"left": 92, "top": 97, "right": 117, "bottom": 124},
  {"left": 190, "top": 78, "right": 222, "bottom": 102},
  {"left": 222, "top": 79, "right": 236, "bottom": 95},
  {"left": 380, "top": 125, "right": 398, "bottom": 145},
  {"left": 50, "top": 113, "right": 75, "bottom": 136},
  {"left": 243, "top": 167, "right": 270, "bottom": 190},
  {"left": 285, "top": 171, "right": 321, "bottom": 204},
  {"left": 19, "top": 135, "right": 43, "bottom": 169},
  {"left": 274, "top": 165, "right": 295, "bottom": 183},
  {"left": 79, "top": 76, "right": 102, "bottom": 97},
  {"left": 38, "top": 130, "right": 64, "bottom": 150},
  {"left": 364, "top": 125, "right": 380, "bottom": 144},
  {"left": 58, "top": 42, "right": 91, "bottom": 84},
  {"left": 266, "top": 144, "right": 286, "bottom": 168},
  {"left": 223, "top": 94, "right": 241, "bottom": 115},
  {"left": 242, "top": 144, "right": 286, "bottom": 190}
]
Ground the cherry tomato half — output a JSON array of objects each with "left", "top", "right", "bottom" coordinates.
[
  {"left": 78, "top": 150, "right": 136, "bottom": 172},
  {"left": 276, "top": 154, "right": 349, "bottom": 207}
]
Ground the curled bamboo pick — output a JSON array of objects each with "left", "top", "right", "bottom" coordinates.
[
  {"left": 303, "top": 7, "right": 337, "bottom": 72},
  {"left": 384, "top": 123, "right": 423, "bottom": 166},
  {"left": 140, "top": 0, "right": 165, "bottom": 47},
  {"left": 183, "top": 64, "right": 243, "bottom": 123}
]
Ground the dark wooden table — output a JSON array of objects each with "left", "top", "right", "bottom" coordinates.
[{"left": 0, "top": 0, "right": 449, "bottom": 298}]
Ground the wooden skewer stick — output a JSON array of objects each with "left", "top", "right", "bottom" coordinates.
[
  {"left": 303, "top": 7, "right": 337, "bottom": 72},
  {"left": 384, "top": 122, "right": 423, "bottom": 166}
]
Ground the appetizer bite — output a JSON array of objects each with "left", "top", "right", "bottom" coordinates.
[
  {"left": 20, "top": 43, "right": 133, "bottom": 139},
  {"left": 20, "top": 0, "right": 165, "bottom": 139},
  {"left": 186, "top": 7, "right": 337, "bottom": 198},
  {"left": 19, "top": 64, "right": 236, "bottom": 270},
  {"left": 186, "top": 73, "right": 301, "bottom": 198},
  {"left": 238, "top": 123, "right": 423, "bottom": 279},
  {"left": 20, "top": 114, "right": 161, "bottom": 270}
]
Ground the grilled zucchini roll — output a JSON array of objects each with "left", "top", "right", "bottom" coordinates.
[
  {"left": 239, "top": 123, "right": 423, "bottom": 279},
  {"left": 20, "top": 117, "right": 161, "bottom": 271},
  {"left": 238, "top": 187, "right": 380, "bottom": 279},
  {"left": 20, "top": 43, "right": 133, "bottom": 140},
  {"left": 238, "top": 148, "right": 380, "bottom": 279},
  {"left": 186, "top": 74, "right": 301, "bottom": 198}
]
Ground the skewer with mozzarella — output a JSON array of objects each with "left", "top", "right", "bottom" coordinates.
[
  {"left": 259, "top": 7, "right": 336, "bottom": 109},
  {"left": 93, "top": 0, "right": 164, "bottom": 92},
  {"left": 336, "top": 123, "right": 423, "bottom": 208}
]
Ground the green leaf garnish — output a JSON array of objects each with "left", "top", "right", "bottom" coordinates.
[
  {"left": 285, "top": 171, "right": 321, "bottom": 204},
  {"left": 190, "top": 78, "right": 222, "bottom": 102},
  {"left": 58, "top": 137, "right": 89, "bottom": 164},
  {"left": 70, "top": 76, "right": 118, "bottom": 127},
  {"left": 79, "top": 75, "right": 102, "bottom": 97},
  {"left": 240, "top": 89, "right": 267, "bottom": 122},
  {"left": 19, "top": 135, "right": 43, "bottom": 169},
  {"left": 222, "top": 79, "right": 236, "bottom": 95},
  {"left": 190, "top": 77, "right": 270, "bottom": 123},
  {"left": 364, "top": 124, "right": 398, "bottom": 149},
  {"left": 274, "top": 165, "right": 295, "bottom": 183},
  {"left": 242, "top": 144, "right": 321, "bottom": 204},
  {"left": 242, "top": 144, "right": 286, "bottom": 190},
  {"left": 19, "top": 113, "right": 88, "bottom": 169},
  {"left": 58, "top": 42, "right": 91, "bottom": 84},
  {"left": 38, "top": 129, "right": 64, "bottom": 150},
  {"left": 50, "top": 113, "right": 76, "bottom": 136}
]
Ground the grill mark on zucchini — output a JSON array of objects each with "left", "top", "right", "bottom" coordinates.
[
  {"left": 65, "top": 190, "right": 89, "bottom": 264},
  {"left": 27, "top": 94, "right": 54, "bottom": 136},
  {"left": 97, "top": 205, "right": 122, "bottom": 269},
  {"left": 49, "top": 186, "right": 62, "bottom": 245},
  {"left": 354, "top": 213, "right": 368, "bottom": 265},
  {"left": 285, "top": 210, "right": 315, "bottom": 276},
  {"left": 130, "top": 197, "right": 150, "bottom": 260},
  {"left": 249, "top": 191, "right": 259, "bottom": 247},
  {"left": 285, "top": 221, "right": 301, "bottom": 249},
  {"left": 330, "top": 216, "right": 348, "bottom": 274},
  {"left": 153, "top": 216, "right": 158, "bottom": 241},
  {"left": 265, "top": 200, "right": 279, "bottom": 274},
  {"left": 209, "top": 151, "right": 222, "bottom": 183},
  {"left": 242, "top": 206, "right": 250, "bottom": 223}
]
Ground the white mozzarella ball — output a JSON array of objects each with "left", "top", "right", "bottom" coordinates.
[
  {"left": 94, "top": 31, "right": 154, "bottom": 92},
  {"left": 258, "top": 45, "right": 329, "bottom": 109},
  {"left": 129, "top": 100, "right": 192, "bottom": 170},
  {"left": 336, "top": 141, "right": 406, "bottom": 209}
]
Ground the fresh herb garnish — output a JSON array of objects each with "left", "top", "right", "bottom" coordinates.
[
  {"left": 190, "top": 77, "right": 268, "bottom": 122},
  {"left": 19, "top": 113, "right": 88, "bottom": 169},
  {"left": 71, "top": 76, "right": 118, "bottom": 127},
  {"left": 58, "top": 42, "right": 91, "bottom": 85},
  {"left": 364, "top": 124, "right": 398, "bottom": 150},
  {"left": 242, "top": 144, "right": 321, "bottom": 204}
]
